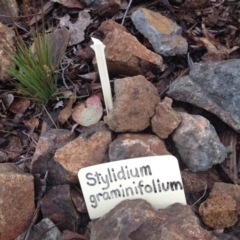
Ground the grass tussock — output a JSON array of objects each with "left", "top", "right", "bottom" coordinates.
[{"left": 3, "top": 0, "right": 59, "bottom": 105}]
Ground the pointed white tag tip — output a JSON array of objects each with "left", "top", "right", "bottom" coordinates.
[{"left": 91, "top": 37, "right": 103, "bottom": 45}]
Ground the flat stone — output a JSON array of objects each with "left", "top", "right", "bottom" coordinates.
[
  {"left": 90, "top": 199, "right": 216, "bottom": 240},
  {"left": 131, "top": 8, "right": 188, "bottom": 56},
  {"left": 93, "top": 27, "right": 163, "bottom": 76},
  {"left": 30, "top": 129, "right": 76, "bottom": 185},
  {"left": 104, "top": 75, "right": 160, "bottom": 132},
  {"left": 211, "top": 182, "right": 240, "bottom": 215},
  {"left": 15, "top": 218, "right": 62, "bottom": 240},
  {"left": 199, "top": 192, "right": 238, "bottom": 229},
  {"left": 167, "top": 60, "right": 240, "bottom": 133},
  {"left": 0, "top": 22, "right": 15, "bottom": 82},
  {"left": 151, "top": 97, "right": 182, "bottom": 139},
  {"left": 172, "top": 112, "right": 227, "bottom": 172},
  {"left": 109, "top": 133, "right": 170, "bottom": 161},
  {"left": 41, "top": 185, "right": 80, "bottom": 232},
  {"left": 0, "top": 163, "right": 35, "bottom": 240},
  {"left": 54, "top": 124, "right": 112, "bottom": 183}
]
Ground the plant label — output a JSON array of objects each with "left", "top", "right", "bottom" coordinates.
[{"left": 78, "top": 155, "right": 186, "bottom": 219}]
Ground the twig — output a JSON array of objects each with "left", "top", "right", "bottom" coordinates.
[
  {"left": 191, "top": 180, "right": 207, "bottom": 207},
  {"left": 121, "top": 0, "right": 133, "bottom": 25},
  {"left": 60, "top": 56, "right": 71, "bottom": 89}
]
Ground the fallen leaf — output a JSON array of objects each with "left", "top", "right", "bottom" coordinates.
[
  {"left": 9, "top": 98, "right": 30, "bottom": 114},
  {"left": 58, "top": 89, "right": 76, "bottom": 125},
  {"left": 24, "top": 118, "right": 39, "bottom": 136},
  {"left": 72, "top": 95, "right": 103, "bottom": 127},
  {"left": 54, "top": 101, "right": 64, "bottom": 110},
  {"left": 52, "top": 0, "right": 85, "bottom": 9},
  {"left": 0, "top": 92, "right": 14, "bottom": 109},
  {"left": 59, "top": 11, "right": 92, "bottom": 46},
  {"left": 61, "top": 230, "right": 89, "bottom": 240},
  {"left": 188, "top": 24, "right": 239, "bottom": 62}
]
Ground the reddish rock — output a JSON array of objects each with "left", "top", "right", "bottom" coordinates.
[
  {"left": 30, "top": 129, "right": 75, "bottom": 185},
  {"left": 199, "top": 192, "right": 238, "bottom": 229},
  {"left": 71, "top": 189, "right": 87, "bottom": 213},
  {"left": 54, "top": 124, "right": 112, "bottom": 183},
  {"left": 98, "top": 19, "right": 127, "bottom": 36},
  {"left": 109, "top": 133, "right": 170, "bottom": 161},
  {"left": 90, "top": 199, "right": 216, "bottom": 240},
  {"left": 151, "top": 97, "right": 181, "bottom": 139},
  {"left": 41, "top": 185, "right": 79, "bottom": 232},
  {"left": 211, "top": 182, "right": 240, "bottom": 215},
  {"left": 0, "top": 163, "right": 35, "bottom": 240},
  {"left": 104, "top": 75, "right": 160, "bottom": 132},
  {"left": 93, "top": 28, "right": 163, "bottom": 76}
]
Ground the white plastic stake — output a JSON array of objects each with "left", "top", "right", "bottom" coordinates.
[{"left": 91, "top": 38, "right": 113, "bottom": 114}]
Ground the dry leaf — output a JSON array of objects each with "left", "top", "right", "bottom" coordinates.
[
  {"left": 188, "top": 24, "right": 239, "bottom": 62},
  {"left": 9, "top": 98, "right": 30, "bottom": 114},
  {"left": 0, "top": 93, "right": 14, "bottom": 109},
  {"left": 59, "top": 11, "right": 92, "bottom": 46},
  {"left": 52, "top": 0, "right": 85, "bottom": 9},
  {"left": 58, "top": 89, "right": 76, "bottom": 125},
  {"left": 24, "top": 118, "right": 39, "bottom": 136}
]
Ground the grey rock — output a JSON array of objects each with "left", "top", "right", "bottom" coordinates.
[
  {"left": 131, "top": 8, "right": 188, "bottom": 56},
  {"left": 41, "top": 185, "right": 80, "bottom": 232},
  {"left": 109, "top": 133, "right": 170, "bottom": 161},
  {"left": 172, "top": 112, "right": 227, "bottom": 172},
  {"left": 90, "top": 199, "right": 217, "bottom": 240},
  {"left": 167, "top": 59, "right": 240, "bottom": 132},
  {"left": 15, "top": 218, "right": 61, "bottom": 240}
]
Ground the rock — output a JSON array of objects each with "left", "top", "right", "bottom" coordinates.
[
  {"left": 98, "top": 19, "right": 127, "bottom": 37},
  {"left": 151, "top": 97, "right": 181, "bottom": 139},
  {"left": 211, "top": 182, "right": 240, "bottom": 215},
  {"left": 54, "top": 123, "right": 111, "bottom": 183},
  {"left": 181, "top": 169, "right": 220, "bottom": 212},
  {"left": 172, "top": 112, "right": 227, "bottom": 172},
  {"left": 131, "top": 8, "right": 188, "bottom": 56},
  {"left": 71, "top": 188, "right": 87, "bottom": 213},
  {"left": 0, "top": 0, "right": 18, "bottom": 24},
  {"left": 41, "top": 185, "right": 80, "bottom": 232},
  {"left": 167, "top": 60, "right": 240, "bottom": 133},
  {"left": 109, "top": 133, "right": 170, "bottom": 161},
  {"left": 90, "top": 199, "right": 216, "bottom": 240},
  {"left": 0, "top": 150, "right": 7, "bottom": 162},
  {"left": 199, "top": 192, "right": 238, "bottom": 229},
  {"left": 30, "top": 129, "right": 76, "bottom": 185},
  {"left": 0, "top": 22, "right": 15, "bottom": 82},
  {"left": 93, "top": 27, "right": 163, "bottom": 76},
  {"left": 104, "top": 75, "right": 160, "bottom": 132},
  {"left": 0, "top": 163, "right": 35, "bottom": 240},
  {"left": 15, "top": 218, "right": 62, "bottom": 240}
]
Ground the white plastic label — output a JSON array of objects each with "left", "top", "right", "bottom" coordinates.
[{"left": 78, "top": 155, "right": 186, "bottom": 219}]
